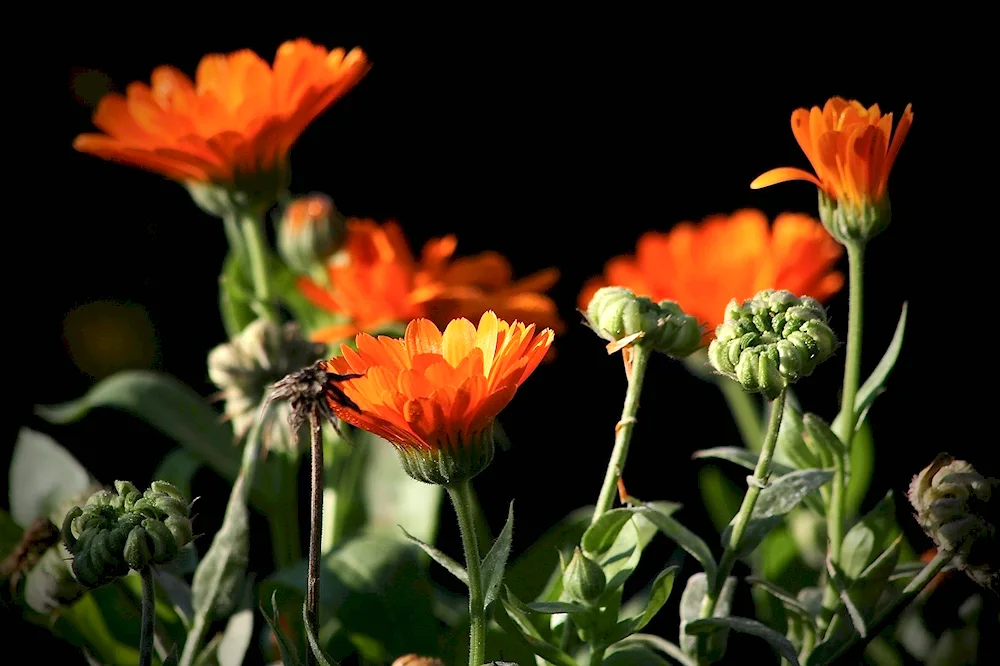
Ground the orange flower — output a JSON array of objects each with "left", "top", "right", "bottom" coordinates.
[
  {"left": 73, "top": 39, "right": 369, "bottom": 184},
  {"left": 324, "top": 312, "right": 553, "bottom": 484},
  {"left": 299, "top": 219, "right": 563, "bottom": 342},
  {"left": 751, "top": 97, "right": 913, "bottom": 210},
  {"left": 579, "top": 209, "right": 843, "bottom": 342}
]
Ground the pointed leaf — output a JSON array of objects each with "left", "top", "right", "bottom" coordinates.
[
  {"left": 801, "top": 413, "right": 845, "bottom": 460},
  {"left": 746, "top": 577, "right": 815, "bottom": 624},
  {"left": 217, "top": 584, "right": 255, "bottom": 666},
  {"left": 604, "top": 566, "right": 678, "bottom": 645},
  {"left": 840, "top": 492, "right": 898, "bottom": 582},
  {"left": 399, "top": 525, "right": 468, "bottom": 585},
  {"left": 825, "top": 556, "right": 868, "bottom": 637},
  {"left": 833, "top": 302, "right": 907, "bottom": 432},
  {"left": 617, "top": 635, "right": 696, "bottom": 666},
  {"left": 582, "top": 507, "right": 642, "bottom": 556},
  {"left": 526, "top": 600, "right": 590, "bottom": 614},
  {"left": 844, "top": 420, "right": 875, "bottom": 519},
  {"left": 686, "top": 616, "right": 801, "bottom": 666},
  {"left": 774, "top": 396, "right": 818, "bottom": 470},
  {"left": 302, "top": 602, "right": 336, "bottom": 666},
  {"left": 9, "top": 428, "right": 94, "bottom": 528},
  {"left": 33, "top": 371, "right": 244, "bottom": 494},
  {"left": 679, "top": 572, "right": 736, "bottom": 658},
  {"left": 722, "top": 468, "right": 834, "bottom": 557},
  {"left": 481, "top": 501, "right": 515, "bottom": 607},
  {"left": 636, "top": 506, "right": 717, "bottom": 583},
  {"left": 692, "top": 447, "right": 795, "bottom": 477},
  {"left": 604, "top": 645, "right": 671, "bottom": 665},
  {"left": 260, "top": 592, "right": 301, "bottom": 666},
  {"left": 495, "top": 596, "right": 579, "bottom": 666}
]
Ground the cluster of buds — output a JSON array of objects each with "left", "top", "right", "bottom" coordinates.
[
  {"left": 908, "top": 454, "right": 998, "bottom": 593},
  {"left": 61, "top": 481, "right": 194, "bottom": 587},
  {"left": 584, "top": 286, "right": 702, "bottom": 358},
  {"left": 276, "top": 193, "right": 347, "bottom": 276},
  {"left": 708, "top": 289, "right": 836, "bottom": 399},
  {"left": 208, "top": 318, "right": 327, "bottom": 444}
]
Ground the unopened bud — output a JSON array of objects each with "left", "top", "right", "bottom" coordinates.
[
  {"left": 584, "top": 286, "right": 702, "bottom": 358},
  {"left": 277, "top": 193, "right": 347, "bottom": 275},
  {"left": 563, "top": 546, "right": 606, "bottom": 604},
  {"left": 708, "top": 289, "right": 836, "bottom": 399}
]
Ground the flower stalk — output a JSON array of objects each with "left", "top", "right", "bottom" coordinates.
[
  {"left": 138, "top": 567, "right": 156, "bottom": 666},
  {"left": 235, "top": 209, "right": 277, "bottom": 323},
  {"left": 306, "top": 410, "right": 324, "bottom": 666},
  {"left": 820, "top": 239, "right": 865, "bottom": 627},
  {"left": 697, "top": 389, "right": 786, "bottom": 660},
  {"left": 446, "top": 481, "right": 487, "bottom": 666},
  {"left": 592, "top": 344, "right": 651, "bottom": 521}
]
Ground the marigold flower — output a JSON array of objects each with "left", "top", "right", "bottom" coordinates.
[
  {"left": 323, "top": 311, "right": 554, "bottom": 485},
  {"left": 751, "top": 97, "right": 913, "bottom": 243},
  {"left": 73, "top": 38, "right": 369, "bottom": 202},
  {"left": 300, "top": 219, "right": 563, "bottom": 343},
  {"left": 578, "top": 209, "right": 843, "bottom": 343}
]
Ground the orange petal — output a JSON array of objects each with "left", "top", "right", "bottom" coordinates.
[{"left": 750, "top": 167, "right": 822, "bottom": 190}]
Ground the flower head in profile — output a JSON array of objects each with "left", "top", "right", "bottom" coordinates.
[
  {"left": 323, "top": 312, "right": 554, "bottom": 485},
  {"left": 299, "top": 219, "right": 563, "bottom": 344},
  {"left": 73, "top": 39, "right": 369, "bottom": 214},
  {"left": 751, "top": 97, "right": 913, "bottom": 243},
  {"left": 579, "top": 209, "right": 843, "bottom": 344}
]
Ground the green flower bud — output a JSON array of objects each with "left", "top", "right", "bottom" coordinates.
[
  {"left": 208, "top": 318, "right": 327, "bottom": 444},
  {"left": 584, "top": 286, "right": 703, "bottom": 358},
  {"left": 908, "top": 454, "right": 998, "bottom": 593},
  {"left": 562, "top": 546, "right": 606, "bottom": 604},
  {"left": 277, "top": 193, "right": 347, "bottom": 275},
  {"left": 61, "top": 479, "right": 194, "bottom": 586},
  {"left": 396, "top": 426, "right": 496, "bottom": 486},
  {"left": 818, "top": 190, "right": 891, "bottom": 245},
  {"left": 708, "top": 289, "right": 837, "bottom": 399},
  {"left": 184, "top": 165, "right": 291, "bottom": 220}
]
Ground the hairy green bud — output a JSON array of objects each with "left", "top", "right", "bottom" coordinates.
[
  {"left": 277, "top": 193, "right": 347, "bottom": 275},
  {"left": 61, "top": 479, "right": 194, "bottom": 586},
  {"left": 818, "top": 190, "right": 891, "bottom": 245},
  {"left": 562, "top": 546, "right": 606, "bottom": 604},
  {"left": 584, "top": 286, "right": 702, "bottom": 358},
  {"left": 708, "top": 289, "right": 836, "bottom": 399}
]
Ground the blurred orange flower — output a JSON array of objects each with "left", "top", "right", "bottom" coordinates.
[
  {"left": 579, "top": 209, "right": 843, "bottom": 342},
  {"left": 299, "top": 219, "right": 564, "bottom": 342},
  {"left": 73, "top": 39, "right": 369, "bottom": 184},
  {"left": 325, "top": 312, "right": 553, "bottom": 453},
  {"left": 751, "top": 97, "right": 913, "bottom": 210}
]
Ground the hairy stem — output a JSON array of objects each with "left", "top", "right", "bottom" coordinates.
[
  {"left": 447, "top": 481, "right": 487, "bottom": 666},
  {"left": 138, "top": 567, "right": 156, "bottom": 666},
  {"left": 305, "top": 411, "right": 324, "bottom": 666},
  {"left": 592, "top": 345, "right": 652, "bottom": 521}
]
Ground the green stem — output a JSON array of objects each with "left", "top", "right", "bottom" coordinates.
[
  {"left": 447, "top": 481, "right": 487, "bottom": 666},
  {"left": 222, "top": 212, "right": 247, "bottom": 264},
  {"left": 306, "top": 412, "right": 324, "bottom": 666},
  {"left": 716, "top": 376, "right": 765, "bottom": 453},
  {"left": 819, "top": 550, "right": 953, "bottom": 664},
  {"left": 820, "top": 240, "right": 865, "bottom": 628},
  {"left": 234, "top": 209, "right": 277, "bottom": 322},
  {"left": 592, "top": 345, "right": 652, "bottom": 522},
  {"left": 696, "top": 389, "right": 786, "bottom": 661},
  {"left": 138, "top": 567, "right": 156, "bottom": 666}
]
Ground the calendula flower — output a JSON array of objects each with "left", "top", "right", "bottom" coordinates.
[
  {"left": 579, "top": 209, "right": 842, "bottom": 343},
  {"left": 299, "top": 219, "right": 563, "bottom": 343},
  {"left": 323, "top": 311, "right": 554, "bottom": 485},
  {"left": 73, "top": 39, "right": 369, "bottom": 214},
  {"left": 751, "top": 97, "right": 913, "bottom": 243}
]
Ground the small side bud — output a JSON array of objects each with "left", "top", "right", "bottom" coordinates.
[
  {"left": 708, "top": 289, "right": 837, "bottom": 399},
  {"left": 124, "top": 527, "right": 151, "bottom": 571},
  {"left": 562, "top": 546, "right": 606, "bottom": 605},
  {"left": 277, "top": 193, "right": 347, "bottom": 276},
  {"left": 584, "top": 286, "right": 702, "bottom": 358}
]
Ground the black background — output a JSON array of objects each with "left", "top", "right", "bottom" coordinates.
[{"left": 11, "top": 16, "right": 996, "bottom": 665}]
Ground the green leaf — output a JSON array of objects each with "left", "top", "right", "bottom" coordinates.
[
  {"left": 840, "top": 492, "right": 899, "bottom": 582},
  {"left": 495, "top": 597, "right": 579, "bottom": 666},
  {"left": 525, "top": 600, "right": 590, "bottom": 614},
  {"left": 506, "top": 507, "right": 591, "bottom": 601},
  {"left": 636, "top": 506, "right": 717, "bottom": 583},
  {"left": 833, "top": 302, "right": 908, "bottom": 433},
  {"left": 801, "top": 413, "right": 844, "bottom": 462},
  {"left": 773, "top": 395, "right": 819, "bottom": 470},
  {"left": 604, "top": 566, "right": 678, "bottom": 645},
  {"left": 59, "top": 592, "right": 140, "bottom": 665},
  {"left": 190, "top": 471, "right": 250, "bottom": 622},
  {"left": 582, "top": 508, "right": 643, "bottom": 556},
  {"left": 154, "top": 449, "right": 201, "bottom": 503},
  {"left": 399, "top": 525, "right": 468, "bottom": 585},
  {"left": 358, "top": 430, "right": 443, "bottom": 544},
  {"left": 33, "top": 371, "right": 245, "bottom": 499},
  {"left": 302, "top": 602, "right": 336, "bottom": 666},
  {"left": 261, "top": 591, "right": 301, "bottom": 666},
  {"left": 679, "top": 572, "right": 736, "bottom": 659},
  {"left": 692, "top": 447, "right": 796, "bottom": 477},
  {"left": 746, "top": 576, "right": 816, "bottom": 624},
  {"left": 481, "top": 501, "right": 515, "bottom": 608},
  {"left": 844, "top": 420, "right": 875, "bottom": 520},
  {"left": 825, "top": 557, "right": 868, "bottom": 637},
  {"left": 9, "top": 428, "right": 94, "bottom": 528},
  {"left": 217, "top": 606, "right": 254, "bottom": 666},
  {"left": 722, "top": 468, "right": 834, "bottom": 558},
  {"left": 604, "top": 645, "right": 671, "bottom": 665},
  {"left": 617, "top": 635, "right": 696, "bottom": 666},
  {"left": 697, "top": 466, "right": 742, "bottom": 533},
  {"left": 219, "top": 251, "right": 256, "bottom": 339},
  {"left": 686, "top": 616, "right": 801, "bottom": 666}
]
